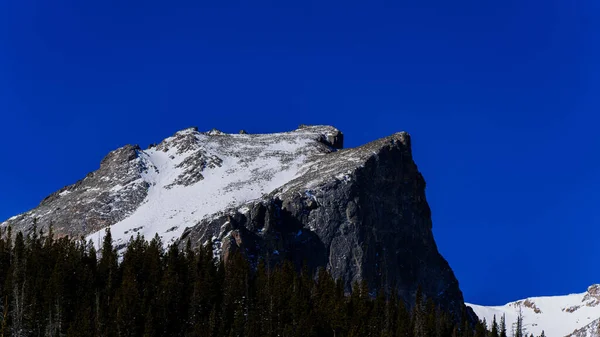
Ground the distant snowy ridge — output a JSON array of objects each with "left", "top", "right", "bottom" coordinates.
[{"left": 467, "top": 284, "right": 600, "bottom": 337}]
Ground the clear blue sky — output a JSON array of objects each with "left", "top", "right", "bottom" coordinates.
[{"left": 1, "top": 0, "right": 598, "bottom": 305}]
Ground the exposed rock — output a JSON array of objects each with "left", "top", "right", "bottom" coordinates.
[
  {"left": 584, "top": 284, "right": 600, "bottom": 307},
  {"left": 522, "top": 299, "right": 542, "bottom": 313},
  {"left": 207, "top": 128, "right": 225, "bottom": 136},
  {"left": 567, "top": 318, "right": 600, "bottom": 337},
  {"left": 182, "top": 131, "right": 468, "bottom": 319},
  {"left": 3, "top": 144, "right": 148, "bottom": 238}
]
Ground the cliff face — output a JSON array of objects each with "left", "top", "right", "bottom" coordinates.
[
  {"left": 182, "top": 132, "right": 466, "bottom": 317},
  {"left": 1, "top": 125, "right": 468, "bottom": 318}
]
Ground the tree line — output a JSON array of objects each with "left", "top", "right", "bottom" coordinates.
[{"left": 0, "top": 224, "right": 546, "bottom": 337}]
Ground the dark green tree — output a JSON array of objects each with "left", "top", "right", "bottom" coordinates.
[
  {"left": 490, "top": 315, "right": 499, "bottom": 337},
  {"left": 499, "top": 314, "right": 507, "bottom": 337}
]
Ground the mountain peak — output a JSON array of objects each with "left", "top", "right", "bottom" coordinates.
[
  {"left": 0, "top": 125, "right": 468, "bottom": 320},
  {"left": 99, "top": 144, "right": 140, "bottom": 167},
  {"left": 175, "top": 126, "right": 199, "bottom": 134}
]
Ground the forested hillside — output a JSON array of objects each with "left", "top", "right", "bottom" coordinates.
[{"left": 0, "top": 224, "right": 488, "bottom": 337}]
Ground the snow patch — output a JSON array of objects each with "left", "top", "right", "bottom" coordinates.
[
  {"left": 468, "top": 286, "right": 600, "bottom": 337},
  {"left": 86, "top": 126, "right": 339, "bottom": 251}
]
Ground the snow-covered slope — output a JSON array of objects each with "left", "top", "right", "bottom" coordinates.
[
  {"left": 568, "top": 318, "right": 600, "bottom": 337},
  {"left": 1, "top": 125, "right": 342, "bottom": 249},
  {"left": 467, "top": 284, "right": 600, "bottom": 337},
  {"left": 84, "top": 125, "right": 341, "bottom": 248}
]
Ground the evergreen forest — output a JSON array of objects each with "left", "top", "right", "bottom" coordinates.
[{"left": 0, "top": 225, "right": 544, "bottom": 337}]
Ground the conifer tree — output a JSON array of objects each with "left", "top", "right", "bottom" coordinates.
[
  {"left": 413, "top": 286, "right": 425, "bottom": 337},
  {"left": 424, "top": 297, "right": 437, "bottom": 337},
  {"left": 514, "top": 306, "right": 525, "bottom": 337},
  {"left": 11, "top": 231, "right": 26, "bottom": 337},
  {"left": 385, "top": 288, "right": 399, "bottom": 337},
  {"left": 463, "top": 318, "right": 473, "bottom": 337},
  {"left": 97, "top": 227, "right": 119, "bottom": 337},
  {"left": 451, "top": 325, "right": 460, "bottom": 337},
  {"left": 500, "top": 314, "right": 507, "bottom": 337},
  {"left": 395, "top": 298, "right": 411, "bottom": 337},
  {"left": 490, "top": 315, "right": 499, "bottom": 337},
  {"left": 474, "top": 320, "right": 487, "bottom": 337},
  {"left": 0, "top": 227, "right": 478, "bottom": 337}
]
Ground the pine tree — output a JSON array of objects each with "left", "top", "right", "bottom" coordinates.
[
  {"left": 0, "top": 227, "right": 481, "bottom": 337},
  {"left": 97, "top": 227, "right": 119, "bottom": 337},
  {"left": 385, "top": 288, "right": 399, "bottom": 337},
  {"left": 451, "top": 325, "right": 460, "bottom": 337},
  {"left": 424, "top": 297, "right": 436, "bottom": 337},
  {"left": 500, "top": 314, "right": 507, "bottom": 337},
  {"left": 0, "top": 226, "right": 12, "bottom": 337},
  {"left": 513, "top": 306, "right": 525, "bottom": 337},
  {"left": 395, "top": 298, "right": 411, "bottom": 337},
  {"left": 463, "top": 318, "right": 473, "bottom": 337},
  {"left": 413, "top": 286, "right": 425, "bottom": 337},
  {"left": 11, "top": 231, "right": 26, "bottom": 337},
  {"left": 490, "top": 315, "right": 499, "bottom": 337},
  {"left": 369, "top": 287, "right": 386, "bottom": 336},
  {"left": 474, "top": 320, "right": 486, "bottom": 337}
]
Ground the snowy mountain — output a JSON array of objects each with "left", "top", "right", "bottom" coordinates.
[
  {"left": 0, "top": 124, "right": 472, "bottom": 319},
  {"left": 1, "top": 125, "right": 342, "bottom": 248},
  {"left": 467, "top": 284, "right": 600, "bottom": 337},
  {"left": 85, "top": 125, "right": 344, "bottom": 249}
]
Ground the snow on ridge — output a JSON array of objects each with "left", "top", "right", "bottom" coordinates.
[
  {"left": 87, "top": 125, "right": 340, "bottom": 249},
  {"left": 467, "top": 285, "right": 600, "bottom": 337},
  {"left": 568, "top": 318, "right": 600, "bottom": 337}
]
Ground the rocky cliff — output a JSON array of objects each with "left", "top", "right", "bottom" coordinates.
[{"left": 1, "top": 125, "right": 469, "bottom": 318}]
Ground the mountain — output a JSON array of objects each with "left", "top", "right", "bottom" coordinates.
[
  {"left": 568, "top": 318, "right": 600, "bottom": 337},
  {"left": 1, "top": 125, "right": 470, "bottom": 318},
  {"left": 467, "top": 284, "right": 600, "bottom": 337}
]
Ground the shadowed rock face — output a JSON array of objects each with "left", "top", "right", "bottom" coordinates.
[
  {"left": 182, "top": 132, "right": 469, "bottom": 319},
  {"left": 2, "top": 125, "right": 470, "bottom": 320}
]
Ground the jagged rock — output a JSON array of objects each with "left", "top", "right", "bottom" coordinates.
[
  {"left": 1, "top": 125, "right": 470, "bottom": 320},
  {"left": 239, "top": 130, "right": 248, "bottom": 134},
  {"left": 567, "top": 318, "right": 600, "bottom": 337},
  {"left": 182, "top": 131, "right": 467, "bottom": 318},
  {"left": 207, "top": 128, "right": 225, "bottom": 136},
  {"left": 3, "top": 144, "right": 149, "bottom": 238}
]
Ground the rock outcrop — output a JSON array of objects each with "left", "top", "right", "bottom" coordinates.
[
  {"left": 2, "top": 144, "right": 149, "bottom": 238},
  {"left": 568, "top": 318, "right": 600, "bottom": 337}
]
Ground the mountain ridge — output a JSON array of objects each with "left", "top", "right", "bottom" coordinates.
[
  {"left": 1, "top": 124, "right": 470, "bottom": 320},
  {"left": 467, "top": 284, "right": 600, "bottom": 337}
]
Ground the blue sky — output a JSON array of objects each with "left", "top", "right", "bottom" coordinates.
[{"left": 1, "top": 0, "right": 598, "bottom": 305}]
